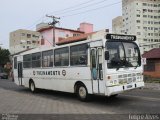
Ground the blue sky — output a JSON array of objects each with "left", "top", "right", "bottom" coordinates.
[{"left": 0, "top": 0, "right": 122, "bottom": 49}]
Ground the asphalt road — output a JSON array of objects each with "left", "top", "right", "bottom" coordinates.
[{"left": 0, "top": 78, "right": 160, "bottom": 120}]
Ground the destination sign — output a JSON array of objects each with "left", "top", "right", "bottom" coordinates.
[{"left": 106, "top": 34, "right": 136, "bottom": 41}]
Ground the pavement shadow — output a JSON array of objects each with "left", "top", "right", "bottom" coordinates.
[{"left": 0, "top": 79, "right": 133, "bottom": 106}]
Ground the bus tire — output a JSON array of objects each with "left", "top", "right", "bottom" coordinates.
[
  {"left": 110, "top": 94, "right": 118, "bottom": 98},
  {"left": 76, "top": 84, "right": 90, "bottom": 102},
  {"left": 29, "top": 81, "right": 36, "bottom": 93}
]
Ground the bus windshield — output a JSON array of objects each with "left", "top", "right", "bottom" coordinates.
[{"left": 106, "top": 41, "right": 141, "bottom": 69}]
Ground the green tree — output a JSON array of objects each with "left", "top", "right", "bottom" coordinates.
[{"left": 0, "top": 47, "right": 10, "bottom": 67}]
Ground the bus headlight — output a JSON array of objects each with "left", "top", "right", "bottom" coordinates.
[
  {"left": 107, "top": 76, "right": 119, "bottom": 86},
  {"left": 137, "top": 73, "right": 143, "bottom": 82}
]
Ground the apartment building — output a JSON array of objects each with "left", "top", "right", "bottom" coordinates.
[
  {"left": 122, "top": 0, "right": 160, "bottom": 53},
  {"left": 36, "top": 22, "right": 93, "bottom": 46},
  {"left": 112, "top": 16, "right": 124, "bottom": 34},
  {"left": 10, "top": 29, "right": 41, "bottom": 54}
]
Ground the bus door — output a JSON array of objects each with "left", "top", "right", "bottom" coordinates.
[
  {"left": 90, "top": 48, "right": 104, "bottom": 94},
  {"left": 18, "top": 62, "right": 23, "bottom": 86}
]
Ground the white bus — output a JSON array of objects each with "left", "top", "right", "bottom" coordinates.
[{"left": 13, "top": 32, "right": 144, "bottom": 101}]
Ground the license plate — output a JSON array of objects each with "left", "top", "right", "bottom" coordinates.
[{"left": 127, "top": 85, "right": 132, "bottom": 88}]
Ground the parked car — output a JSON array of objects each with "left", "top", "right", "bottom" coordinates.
[{"left": 0, "top": 68, "right": 8, "bottom": 79}]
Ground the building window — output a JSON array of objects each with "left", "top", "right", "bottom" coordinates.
[
  {"left": 27, "top": 41, "right": 31, "bottom": 44},
  {"left": 54, "top": 47, "right": 69, "bottom": 66},
  {"left": 143, "top": 9, "right": 147, "bottom": 13},
  {"left": 32, "top": 52, "right": 41, "bottom": 68},
  {"left": 143, "top": 39, "right": 147, "bottom": 41},
  {"left": 32, "top": 41, "right": 36, "bottom": 44},
  {"left": 143, "top": 27, "right": 147, "bottom": 30},
  {"left": 137, "top": 32, "right": 141, "bottom": 35},
  {"left": 136, "top": 20, "right": 141, "bottom": 23},
  {"left": 27, "top": 34, "right": 31, "bottom": 38},
  {"left": 137, "top": 15, "right": 140, "bottom": 17},
  {"left": 70, "top": 44, "right": 88, "bottom": 66},
  {"left": 143, "top": 15, "right": 147, "bottom": 18},
  {"left": 73, "top": 34, "right": 80, "bottom": 37},
  {"left": 23, "top": 54, "right": 32, "bottom": 68},
  {"left": 143, "top": 3, "right": 147, "bottom": 6},
  {"left": 137, "top": 26, "right": 141, "bottom": 29},
  {"left": 21, "top": 33, "right": 25, "bottom": 36},
  {"left": 42, "top": 50, "right": 53, "bottom": 67},
  {"left": 32, "top": 35, "right": 39, "bottom": 38},
  {"left": 154, "top": 4, "right": 157, "bottom": 7}
]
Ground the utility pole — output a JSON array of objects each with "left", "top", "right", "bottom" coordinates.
[{"left": 46, "top": 15, "right": 60, "bottom": 46}]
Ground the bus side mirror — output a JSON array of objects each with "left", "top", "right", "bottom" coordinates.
[{"left": 105, "top": 51, "right": 109, "bottom": 60}]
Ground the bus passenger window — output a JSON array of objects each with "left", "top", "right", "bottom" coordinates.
[
  {"left": 70, "top": 44, "right": 88, "bottom": 66},
  {"left": 42, "top": 50, "right": 53, "bottom": 67},
  {"left": 32, "top": 52, "right": 41, "bottom": 68},
  {"left": 54, "top": 47, "right": 69, "bottom": 66},
  {"left": 23, "top": 54, "right": 32, "bottom": 68}
]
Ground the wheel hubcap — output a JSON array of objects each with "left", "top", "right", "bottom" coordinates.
[
  {"left": 31, "top": 83, "right": 34, "bottom": 91},
  {"left": 79, "top": 87, "right": 86, "bottom": 98}
]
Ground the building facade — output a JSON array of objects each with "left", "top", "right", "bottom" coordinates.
[
  {"left": 9, "top": 29, "right": 41, "bottom": 54},
  {"left": 143, "top": 48, "right": 160, "bottom": 78},
  {"left": 122, "top": 0, "right": 160, "bottom": 53},
  {"left": 36, "top": 23, "right": 90, "bottom": 46},
  {"left": 112, "top": 16, "right": 124, "bottom": 34}
]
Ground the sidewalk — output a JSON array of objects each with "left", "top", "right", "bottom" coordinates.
[{"left": 144, "top": 83, "right": 160, "bottom": 90}]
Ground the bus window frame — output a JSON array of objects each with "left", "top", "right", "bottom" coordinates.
[
  {"left": 70, "top": 43, "right": 88, "bottom": 66},
  {"left": 23, "top": 54, "right": 32, "bottom": 69},
  {"left": 54, "top": 47, "right": 69, "bottom": 67},
  {"left": 32, "top": 52, "right": 41, "bottom": 68},
  {"left": 14, "top": 57, "right": 17, "bottom": 69},
  {"left": 42, "top": 50, "right": 54, "bottom": 68}
]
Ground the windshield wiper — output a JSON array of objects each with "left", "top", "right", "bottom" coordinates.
[{"left": 116, "top": 62, "right": 121, "bottom": 71}]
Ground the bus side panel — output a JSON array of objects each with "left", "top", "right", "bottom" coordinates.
[{"left": 22, "top": 67, "right": 93, "bottom": 94}]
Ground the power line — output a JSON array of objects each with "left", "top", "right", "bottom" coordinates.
[
  {"left": 48, "top": 0, "right": 97, "bottom": 15},
  {"left": 61, "top": 1, "right": 121, "bottom": 18},
  {"left": 54, "top": 0, "right": 110, "bottom": 15},
  {"left": 26, "top": 0, "right": 96, "bottom": 29},
  {"left": 27, "top": 16, "right": 45, "bottom": 30},
  {"left": 26, "top": 0, "right": 121, "bottom": 30}
]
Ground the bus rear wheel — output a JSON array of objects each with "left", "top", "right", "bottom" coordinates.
[
  {"left": 76, "top": 84, "right": 89, "bottom": 102},
  {"left": 29, "top": 81, "right": 36, "bottom": 93},
  {"left": 110, "top": 94, "right": 118, "bottom": 98}
]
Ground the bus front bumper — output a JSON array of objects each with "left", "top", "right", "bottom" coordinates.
[{"left": 105, "top": 82, "right": 144, "bottom": 96}]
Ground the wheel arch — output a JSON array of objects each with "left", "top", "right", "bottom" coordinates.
[
  {"left": 29, "top": 78, "right": 34, "bottom": 87},
  {"left": 74, "top": 81, "right": 85, "bottom": 93}
]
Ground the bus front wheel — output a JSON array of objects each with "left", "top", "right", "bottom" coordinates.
[
  {"left": 29, "top": 81, "right": 36, "bottom": 93},
  {"left": 76, "top": 84, "right": 89, "bottom": 102}
]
